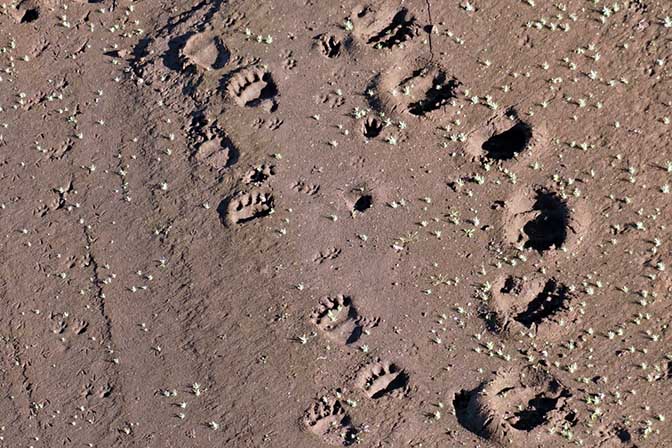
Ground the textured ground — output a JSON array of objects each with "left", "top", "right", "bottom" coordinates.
[{"left": 1, "top": 0, "right": 672, "bottom": 446}]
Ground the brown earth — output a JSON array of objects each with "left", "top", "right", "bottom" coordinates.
[{"left": 1, "top": 0, "right": 671, "bottom": 447}]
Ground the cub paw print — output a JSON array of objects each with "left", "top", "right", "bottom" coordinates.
[
  {"left": 356, "top": 361, "right": 410, "bottom": 399},
  {"left": 310, "top": 295, "right": 378, "bottom": 345}
]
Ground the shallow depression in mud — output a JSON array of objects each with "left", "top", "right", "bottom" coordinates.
[
  {"left": 21, "top": 8, "right": 39, "bottom": 23},
  {"left": 361, "top": 117, "right": 383, "bottom": 139},
  {"left": 407, "top": 71, "right": 459, "bottom": 116},
  {"left": 353, "top": 195, "right": 373, "bottom": 212},
  {"left": 366, "top": 8, "right": 418, "bottom": 49},
  {"left": 482, "top": 121, "right": 532, "bottom": 160},
  {"left": 514, "top": 279, "right": 572, "bottom": 328},
  {"left": 522, "top": 191, "right": 570, "bottom": 251}
]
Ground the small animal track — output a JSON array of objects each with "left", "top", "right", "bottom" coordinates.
[
  {"left": 266, "top": 118, "right": 283, "bottom": 130},
  {"left": 302, "top": 395, "right": 359, "bottom": 446},
  {"left": 317, "top": 33, "right": 342, "bottom": 58},
  {"left": 313, "top": 247, "right": 341, "bottom": 264},
  {"left": 292, "top": 180, "right": 320, "bottom": 195},
  {"left": 356, "top": 361, "right": 409, "bottom": 399},
  {"left": 482, "top": 275, "right": 575, "bottom": 337},
  {"left": 244, "top": 163, "right": 275, "bottom": 185},
  {"left": 181, "top": 31, "right": 229, "bottom": 70},
  {"left": 227, "top": 66, "right": 277, "bottom": 108},
  {"left": 310, "top": 295, "right": 378, "bottom": 345},
  {"left": 361, "top": 116, "right": 383, "bottom": 139},
  {"left": 453, "top": 366, "right": 575, "bottom": 445},
  {"left": 283, "top": 50, "right": 297, "bottom": 70},
  {"left": 219, "top": 188, "right": 275, "bottom": 225},
  {"left": 320, "top": 91, "right": 345, "bottom": 109}
]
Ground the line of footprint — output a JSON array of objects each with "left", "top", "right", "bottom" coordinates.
[{"left": 302, "top": 294, "right": 410, "bottom": 446}]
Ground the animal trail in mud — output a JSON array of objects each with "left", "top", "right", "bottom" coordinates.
[
  {"left": 356, "top": 361, "right": 409, "bottom": 399},
  {"left": 482, "top": 121, "right": 533, "bottom": 160},
  {"left": 365, "top": 8, "right": 419, "bottom": 49},
  {"left": 227, "top": 66, "right": 277, "bottom": 108},
  {"left": 310, "top": 295, "right": 378, "bottom": 345},
  {"left": 483, "top": 275, "right": 575, "bottom": 337},
  {"left": 302, "top": 395, "right": 359, "bottom": 446},
  {"left": 453, "top": 366, "right": 575, "bottom": 445},
  {"left": 219, "top": 188, "right": 274, "bottom": 225},
  {"left": 181, "top": 31, "right": 229, "bottom": 70},
  {"left": 361, "top": 116, "right": 383, "bottom": 139}
]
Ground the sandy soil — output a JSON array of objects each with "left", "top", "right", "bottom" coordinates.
[{"left": 1, "top": 0, "right": 672, "bottom": 446}]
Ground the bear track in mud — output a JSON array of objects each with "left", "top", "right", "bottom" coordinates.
[
  {"left": 482, "top": 121, "right": 533, "bottom": 160},
  {"left": 481, "top": 275, "right": 576, "bottom": 338},
  {"left": 302, "top": 395, "right": 359, "bottom": 446},
  {"left": 453, "top": 366, "right": 575, "bottom": 446},
  {"left": 219, "top": 188, "right": 275, "bottom": 225},
  {"left": 181, "top": 30, "right": 229, "bottom": 71},
  {"left": 356, "top": 361, "right": 409, "bottom": 399},
  {"left": 226, "top": 66, "right": 278, "bottom": 108},
  {"left": 310, "top": 295, "right": 379, "bottom": 345}
]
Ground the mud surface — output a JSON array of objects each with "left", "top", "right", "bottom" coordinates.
[{"left": 1, "top": 0, "right": 671, "bottom": 446}]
